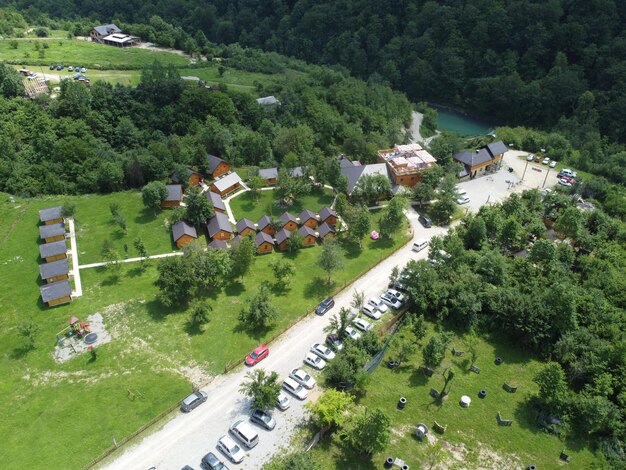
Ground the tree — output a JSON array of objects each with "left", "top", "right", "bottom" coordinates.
[
  {"left": 287, "top": 231, "right": 304, "bottom": 253},
  {"left": 18, "top": 318, "right": 39, "bottom": 350},
  {"left": 189, "top": 245, "right": 233, "bottom": 289},
  {"left": 60, "top": 203, "right": 76, "bottom": 218},
  {"left": 230, "top": 234, "right": 256, "bottom": 280},
  {"left": 534, "top": 362, "right": 569, "bottom": 414},
  {"left": 352, "top": 174, "right": 392, "bottom": 205},
  {"left": 554, "top": 206, "right": 584, "bottom": 238},
  {"left": 248, "top": 175, "right": 264, "bottom": 201},
  {"left": 389, "top": 266, "right": 400, "bottom": 284},
  {"left": 340, "top": 407, "right": 391, "bottom": 456},
  {"left": 113, "top": 212, "right": 127, "bottom": 234},
  {"left": 185, "top": 186, "right": 214, "bottom": 227},
  {"left": 391, "top": 335, "right": 417, "bottom": 367},
  {"left": 305, "top": 389, "right": 354, "bottom": 429},
  {"left": 422, "top": 333, "right": 452, "bottom": 369},
  {"left": 134, "top": 238, "right": 148, "bottom": 266},
  {"left": 270, "top": 258, "right": 295, "bottom": 288},
  {"left": 431, "top": 195, "right": 456, "bottom": 224},
  {"left": 324, "top": 307, "right": 352, "bottom": 339},
  {"left": 408, "top": 314, "right": 427, "bottom": 343},
  {"left": 239, "top": 369, "right": 282, "bottom": 410},
  {"left": 343, "top": 204, "right": 371, "bottom": 248},
  {"left": 439, "top": 368, "right": 455, "bottom": 399},
  {"left": 264, "top": 451, "right": 321, "bottom": 470},
  {"left": 276, "top": 168, "right": 311, "bottom": 206},
  {"left": 101, "top": 239, "right": 120, "bottom": 273},
  {"left": 319, "top": 239, "right": 344, "bottom": 283},
  {"left": 464, "top": 216, "right": 487, "bottom": 250},
  {"left": 239, "top": 285, "right": 278, "bottom": 329},
  {"left": 142, "top": 181, "right": 168, "bottom": 214},
  {"left": 351, "top": 290, "right": 365, "bottom": 312},
  {"left": 378, "top": 195, "right": 406, "bottom": 238},
  {"left": 155, "top": 255, "right": 197, "bottom": 307},
  {"left": 189, "top": 302, "right": 212, "bottom": 331}
]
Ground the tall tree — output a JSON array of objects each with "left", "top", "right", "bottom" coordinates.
[
  {"left": 305, "top": 389, "right": 354, "bottom": 429},
  {"left": 343, "top": 204, "right": 371, "bottom": 247},
  {"left": 239, "top": 285, "right": 278, "bottom": 329},
  {"left": 378, "top": 195, "right": 406, "bottom": 238},
  {"left": 155, "top": 255, "right": 197, "bottom": 307},
  {"left": 239, "top": 369, "right": 282, "bottom": 410},
  {"left": 270, "top": 258, "right": 296, "bottom": 288},
  {"left": 319, "top": 239, "right": 344, "bottom": 283},
  {"left": 340, "top": 407, "right": 391, "bottom": 456},
  {"left": 185, "top": 186, "right": 214, "bottom": 227},
  {"left": 230, "top": 235, "right": 256, "bottom": 281},
  {"left": 142, "top": 181, "right": 168, "bottom": 214}
]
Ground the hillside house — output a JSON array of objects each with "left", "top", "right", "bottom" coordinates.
[
  {"left": 207, "top": 155, "right": 231, "bottom": 179},
  {"left": 317, "top": 222, "right": 336, "bottom": 241},
  {"left": 39, "top": 240, "right": 68, "bottom": 262},
  {"left": 206, "top": 191, "right": 226, "bottom": 214},
  {"left": 298, "top": 225, "right": 317, "bottom": 247},
  {"left": 102, "top": 33, "right": 140, "bottom": 47},
  {"left": 255, "top": 232, "right": 274, "bottom": 254},
  {"left": 377, "top": 143, "right": 437, "bottom": 187},
  {"left": 39, "top": 258, "right": 70, "bottom": 284},
  {"left": 280, "top": 212, "right": 299, "bottom": 231},
  {"left": 341, "top": 161, "right": 392, "bottom": 196},
  {"left": 161, "top": 184, "right": 183, "bottom": 208},
  {"left": 172, "top": 220, "right": 197, "bottom": 248},
  {"left": 40, "top": 280, "right": 72, "bottom": 307},
  {"left": 257, "top": 215, "right": 275, "bottom": 235},
  {"left": 319, "top": 207, "right": 338, "bottom": 226},
  {"left": 299, "top": 209, "right": 318, "bottom": 229},
  {"left": 90, "top": 24, "right": 121, "bottom": 42},
  {"left": 207, "top": 212, "right": 233, "bottom": 240},
  {"left": 236, "top": 218, "right": 256, "bottom": 237},
  {"left": 275, "top": 228, "right": 293, "bottom": 251},
  {"left": 172, "top": 168, "right": 204, "bottom": 187},
  {"left": 258, "top": 167, "right": 278, "bottom": 185},
  {"left": 39, "top": 223, "right": 66, "bottom": 243},
  {"left": 39, "top": 206, "right": 64, "bottom": 225},
  {"left": 210, "top": 172, "right": 242, "bottom": 197},
  {"left": 453, "top": 140, "right": 508, "bottom": 179}
]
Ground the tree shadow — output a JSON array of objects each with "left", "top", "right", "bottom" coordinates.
[
  {"left": 369, "top": 237, "right": 395, "bottom": 251},
  {"left": 11, "top": 344, "right": 34, "bottom": 360},
  {"left": 304, "top": 276, "right": 330, "bottom": 299},
  {"left": 224, "top": 282, "right": 245, "bottom": 297},
  {"left": 144, "top": 298, "right": 181, "bottom": 322},
  {"left": 101, "top": 273, "right": 121, "bottom": 286},
  {"left": 127, "top": 266, "right": 144, "bottom": 278},
  {"left": 486, "top": 333, "right": 534, "bottom": 365},
  {"left": 340, "top": 241, "right": 362, "bottom": 260},
  {"left": 409, "top": 368, "right": 430, "bottom": 388},
  {"left": 232, "top": 322, "right": 271, "bottom": 341},
  {"left": 184, "top": 320, "right": 205, "bottom": 336},
  {"left": 134, "top": 207, "right": 158, "bottom": 225},
  {"left": 329, "top": 441, "right": 377, "bottom": 470},
  {"left": 269, "top": 283, "right": 290, "bottom": 296}
]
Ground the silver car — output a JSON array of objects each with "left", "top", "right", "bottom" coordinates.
[
  {"left": 303, "top": 352, "right": 327, "bottom": 370},
  {"left": 353, "top": 318, "right": 372, "bottom": 332},
  {"left": 283, "top": 377, "right": 308, "bottom": 400},
  {"left": 217, "top": 435, "right": 245, "bottom": 464},
  {"left": 311, "top": 343, "right": 336, "bottom": 361},
  {"left": 290, "top": 368, "right": 316, "bottom": 389},
  {"left": 276, "top": 391, "right": 291, "bottom": 410},
  {"left": 344, "top": 326, "right": 361, "bottom": 340},
  {"left": 180, "top": 390, "right": 208, "bottom": 412}
]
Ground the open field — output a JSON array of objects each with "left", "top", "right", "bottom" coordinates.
[
  {"left": 0, "top": 191, "right": 409, "bottom": 469},
  {"left": 308, "top": 323, "right": 603, "bottom": 469}
]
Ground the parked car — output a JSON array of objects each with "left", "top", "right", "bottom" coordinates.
[
  {"left": 180, "top": 390, "right": 208, "bottom": 412},
  {"left": 229, "top": 419, "right": 259, "bottom": 449},
  {"left": 549, "top": 160, "right": 557, "bottom": 168},
  {"left": 526, "top": 154, "right": 534, "bottom": 161},
  {"left": 80, "top": 67, "right": 87, "bottom": 73},
  {"left": 389, "top": 279, "right": 408, "bottom": 291},
  {"left": 344, "top": 326, "right": 361, "bottom": 340},
  {"left": 68, "top": 66, "right": 74, "bottom": 72},
  {"left": 380, "top": 292, "right": 402, "bottom": 309},
  {"left": 558, "top": 178, "right": 573, "bottom": 187},
  {"left": 245, "top": 344, "right": 269, "bottom": 366},
  {"left": 311, "top": 343, "right": 336, "bottom": 361},
  {"left": 217, "top": 435, "right": 245, "bottom": 464},
  {"left": 559, "top": 169, "right": 577, "bottom": 178},
  {"left": 303, "top": 351, "right": 327, "bottom": 370},
  {"left": 457, "top": 195, "right": 470, "bottom": 205},
  {"left": 418, "top": 214, "right": 432, "bottom": 228},
  {"left": 56, "top": 65, "right": 63, "bottom": 70},
  {"left": 250, "top": 409, "right": 276, "bottom": 430},
  {"left": 290, "top": 368, "right": 316, "bottom": 389},
  {"left": 534, "top": 155, "right": 542, "bottom": 162},
  {"left": 542, "top": 157, "right": 550, "bottom": 165},
  {"left": 315, "top": 297, "right": 335, "bottom": 315},
  {"left": 387, "top": 289, "right": 405, "bottom": 303},
  {"left": 353, "top": 317, "right": 372, "bottom": 332},
  {"left": 49, "top": 65, "right": 55, "bottom": 70},
  {"left": 412, "top": 239, "right": 429, "bottom": 252},
  {"left": 282, "top": 377, "right": 308, "bottom": 400},
  {"left": 368, "top": 297, "right": 389, "bottom": 314},
  {"left": 276, "top": 392, "right": 291, "bottom": 410},
  {"left": 201, "top": 452, "right": 229, "bottom": 470},
  {"left": 362, "top": 304, "right": 382, "bottom": 320},
  {"left": 326, "top": 334, "right": 343, "bottom": 351}
]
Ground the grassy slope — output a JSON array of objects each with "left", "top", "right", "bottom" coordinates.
[{"left": 0, "top": 192, "right": 409, "bottom": 469}]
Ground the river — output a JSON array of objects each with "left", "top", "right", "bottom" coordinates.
[{"left": 434, "top": 107, "right": 494, "bottom": 136}]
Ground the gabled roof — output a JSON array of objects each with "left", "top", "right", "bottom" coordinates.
[
  {"left": 40, "top": 240, "right": 67, "bottom": 259},
  {"left": 206, "top": 191, "right": 225, "bottom": 212},
  {"left": 171, "top": 168, "right": 203, "bottom": 184},
  {"left": 319, "top": 207, "right": 337, "bottom": 222},
  {"left": 40, "top": 280, "right": 72, "bottom": 302},
  {"left": 39, "top": 258, "right": 69, "bottom": 280},
  {"left": 39, "top": 223, "right": 65, "bottom": 240},
  {"left": 259, "top": 167, "right": 278, "bottom": 179},
  {"left": 208, "top": 239, "right": 228, "bottom": 250},
  {"left": 212, "top": 172, "right": 242, "bottom": 192},
  {"left": 341, "top": 163, "right": 391, "bottom": 194},
  {"left": 256, "top": 95, "right": 280, "bottom": 105},
  {"left": 280, "top": 212, "right": 298, "bottom": 225},
  {"left": 298, "top": 209, "right": 317, "bottom": 223},
  {"left": 298, "top": 225, "right": 317, "bottom": 238},
  {"left": 453, "top": 149, "right": 493, "bottom": 168},
  {"left": 486, "top": 140, "right": 508, "bottom": 157},
  {"left": 257, "top": 215, "right": 272, "bottom": 230},
  {"left": 207, "top": 154, "right": 228, "bottom": 173},
  {"left": 93, "top": 24, "right": 121, "bottom": 36},
  {"left": 275, "top": 228, "right": 293, "bottom": 244},
  {"left": 338, "top": 155, "right": 359, "bottom": 168},
  {"left": 207, "top": 212, "right": 233, "bottom": 237},
  {"left": 236, "top": 218, "right": 256, "bottom": 233},
  {"left": 165, "top": 184, "right": 183, "bottom": 202},
  {"left": 317, "top": 222, "right": 336, "bottom": 238},
  {"left": 255, "top": 231, "right": 274, "bottom": 247},
  {"left": 39, "top": 206, "right": 63, "bottom": 223},
  {"left": 172, "top": 220, "right": 197, "bottom": 242}
]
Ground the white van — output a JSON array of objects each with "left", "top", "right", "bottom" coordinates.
[
  {"left": 229, "top": 419, "right": 259, "bottom": 449},
  {"left": 412, "top": 239, "right": 429, "bottom": 252}
]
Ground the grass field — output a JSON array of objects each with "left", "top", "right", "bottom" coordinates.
[
  {"left": 0, "top": 191, "right": 409, "bottom": 469},
  {"left": 308, "top": 323, "right": 603, "bottom": 469}
]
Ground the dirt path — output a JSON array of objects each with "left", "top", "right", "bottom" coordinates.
[{"left": 408, "top": 111, "right": 440, "bottom": 146}]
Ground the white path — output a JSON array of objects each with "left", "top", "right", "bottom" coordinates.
[
  {"left": 222, "top": 186, "right": 250, "bottom": 224},
  {"left": 67, "top": 218, "right": 83, "bottom": 297},
  {"left": 79, "top": 251, "right": 183, "bottom": 270}
]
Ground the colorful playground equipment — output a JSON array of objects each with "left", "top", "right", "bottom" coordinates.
[{"left": 56, "top": 316, "right": 91, "bottom": 346}]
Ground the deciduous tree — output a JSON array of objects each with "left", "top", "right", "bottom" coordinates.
[
  {"left": 319, "top": 239, "right": 344, "bottom": 283},
  {"left": 142, "top": 181, "right": 168, "bottom": 214},
  {"left": 239, "top": 369, "right": 281, "bottom": 410},
  {"left": 340, "top": 407, "right": 391, "bottom": 456},
  {"left": 185, "top": 186, "right": 214, "bottom": 227},
  {"left": 239, "top": 285, "right": 278, "bottom": 329}
]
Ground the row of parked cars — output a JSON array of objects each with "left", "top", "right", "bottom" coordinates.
[{"left": 49, "top": 64, "right": 88, "bottom": 72}]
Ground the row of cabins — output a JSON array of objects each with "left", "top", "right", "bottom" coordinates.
[
  {"left": 162, "top": 170, "right": 242, "bottom": 209},
  {"left": 38, "top": 206, "right": 72, "bottom": 307}
]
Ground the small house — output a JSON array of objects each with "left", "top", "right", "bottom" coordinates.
[
  {"left": 236, "top": 218, "right": 256, "bottom": 237},
  {"left": 257, "top": 215, "right": 275, "bottom": 235},
  {"left": 207, "top": 154, "right": 231, "bottom": 179},
  {"left": 161, "top": 184, "right": 183, "bottom": 208},
  {"left": 206, "top": 212, "right": 233, "bottom": 240},
  {"left": 275, "top": 228, "right": 292, "bottom": 251},
  {"left": 39, "top": 240, "right": 68, "bottom": 262},
  {"left": 40, "top": 280, "right": 72, "bottom": 307},
  {"left": 172, "top": 220, "right": 197, "bottom": 248},
  {"left": 210, "top": 172, "right": 242, "bottom": 197},
  {"left": 299, "top": 209, "right": 318, "bottom": 229},
  {"left": 172, "top": 168, "right": 204, "bottom": 187},
  {"left": 206, "top": 191, "right": 226, "bottom": 213},
  {"left": 258, "top": 167, "right": 278, "bottom": 185},
  {"left": 208, "top": 239, "right": 228, "bottom": 250},
  {"left": 101, "top": 33, "right": 140, "bottom": 47},
  {"left": 280, "top": 212, "right": 299, "bottom": 231},
  {"left": 39, "top": 206, "right": 64, "bottom": 225},
  {"left": 255, "top": 232, "right": 274, "bottom": 254},
  {"left": 39, "top": 258, "right": 70, "bottom": 284},
  {"left": 319, "top": 207, "right": 338, "bottom": 226},
  {"left": 298, "top": 225, "right": 317, "bottom": 247},
  {"left": 39, "top": 223, "right": 66, "bottom": 243},
  {"left": 317, "top": 222, "right": 336, "bottom": 241},
  {"left": 90, "top": 24, "right": 122, "bottom": 42},
  {"left": 453, "top": 140, "right": 508, "bottom": 179}
]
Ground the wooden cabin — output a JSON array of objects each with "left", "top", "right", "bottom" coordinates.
[
  {"left": 298, "top": 225, "right": 317, "bottom": 247},
  {"left": 172, "top": 220, "right": 198, "bottom": 248},
  {"left": 39, "top": 240, "right": 68, "bottom": 262},
  {"left": 299, "top": 209, "right": 318, "bottom": 229},
  {"left": 207, "top": 154, "right": 231, "bottom": 179},
  {"left": 207, "top": 191, "right": 226, "bottom": 213},
  {"left": 319, "top": 207, "right": 338, "bottom": 226},
  {"left": 275, "top": 228, "right": 292, "bottom": 251},
  {"left": 257, "top": 215, "right": 276, "bottom": 235},
  {"left": 206, "top": 212, "right": 233, "bottom": 240},
  {"left": 39, "top": 258, "right": 70, "bottom": 284},
  {"left": 40, "top": 280, "right": 72, "bottom": 307},
  {"left": 210, "top": 172, "right": 242, "bottom": 197},
  {"left": 280, "top": 212, "right": 299, "bottom": 232},
  {"left": 39, "top": 223, "right": 66, "bottom": 243},
  {"left": 161, "top": 184, "right": 183, "bottom": 208},
  {"left": 172, "top": 168, "right": 204, "bottom": 187},
  {"left": 317, "top": 222, "right": 336, "bottom": 241},
  {"left": 255, "top": 232, "right": 275, "bottom": 254},
  {"left": 236, "top": 218, "right": 256, "bottom": 237},
  {"left": 39, "top": 206, "right": 64, "bottom": 225},
  {"left": 258, "top": 167, "right": 278, "bottom": 185}
]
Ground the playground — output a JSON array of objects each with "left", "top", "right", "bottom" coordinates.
[{"left": 53, "top": 313, "right": 112, "bottom": 363}]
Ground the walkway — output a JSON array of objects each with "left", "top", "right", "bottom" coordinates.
[
  {"left": 222, "top": 186, "right": 250, "bottom": 224},
  {"left": 67, "top": 218, "right": 83, "bottom": 297},
  {"left": 79, "top": 251, "right": 183, "bottom": 270}
]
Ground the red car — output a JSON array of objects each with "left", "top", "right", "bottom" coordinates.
[{"left": 245, "top": 344, "right": 269, "bottom": 366}]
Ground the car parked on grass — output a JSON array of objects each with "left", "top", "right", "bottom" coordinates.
[
  {"left": 418, "top": 214, "right": 432, "bottom": 228},
  {"left": 49, "top": 64, "right": 55, "bottom": 70},
  {"left": 380, "top": 292, "right": 402, "bottom": 309},
  {"left": 180, "top": 390, "right": 208, "bottom": 412},
  {"left": 315, "top": 297, "right": 335, "bottom": 315},
  {"left": 368, "top": 297, "right": 389, "bottom": 314},
  {"left": 558, "top": 178, "right": 573, "bottom": 187},
  {"left": 326, "top": 334, "right": 343, "bottom": 351},
  {"left": 201, "top": 451, "right": 229, "bottom": 470},
  {"left": 345, "top": 326, "right": 361, "bottom": 340},
  {"left": 80, "top": 67, "right": 87, "bottom": 73},
  {"left": 353, "top": 317, "right": 372, "bottom": 332},
  {"left": 217, "top": 435, "right": 245, "bottom": 464},
  {"left": 559, "top": 169, "right": 577, "bottom": 178},
  {"left": 311, "top": 343, "right": 336, "bottom": 361},
  {"left": 56, "top": 65, "right": 63, "bottom": 70},
  {"left": 276, "top": 392, "right": 291, "bottom": 410},
  {"left": 542, "top": 157, "right": 550, "bottom": 165},
  {"left": 549, "top": 160, "right": 557, "bottom": 168},
  {"left": 290, "top": 368, "right": 316, "bottom": 389},
  {"left": 387, "top": 289, "right": 405, "bottom": 303},
  {"left": 457, "top": 195, "right": 470, "bottom": 204},
  {"left": 229, "top": 419, "right": 259, "bottom": 449},
  {"left": 362, "top": 304, "right": 382, "bottom": 320},
  {"left": 245, "top": 344, "right": 269, "bottom": 366},
  {"left": 68, "top": 66, "right": 74, "bottom": 72},
  {"left": 283, "top": 377, "right": 308, "bottom": 400},
  {"left": 304, "top": 351, "right": 327, "bottom": 370},
  {"left": 250, "top": 409, "right": 276, "bottom": 430}
]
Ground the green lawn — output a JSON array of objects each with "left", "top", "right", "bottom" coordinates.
[
  {"left": 229, "top": 187, "right": 335, "bottom": 222},
  {"left": 308, "top": 323, "right": 603, "bottom": 469},
  {"left": 0, "top": 191, "right": 409, "bottom": 469}
]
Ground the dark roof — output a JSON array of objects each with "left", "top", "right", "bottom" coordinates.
[
  {"left": 298, "top": 209, "right": 317, "bottom": 223},
  {"left": 319, "top": 207, "right": 336, "bottom": 222},
  {"left": 453, "top": 149, "right": 492, "bottom": 167},
  {"left": 207, "top": 212, "right": 233, "bottom": 237},
  {"left": 40, "top": 240, "right": 67, "bottom": 259},
  {"left": 298, "top": 225, "right": 317, "bottom": 238},
  {"left": 39, "top": 223, "right": 65, "bottom": 240},
  {"left": 259, "top": 167, "right": 278, "bottom": 179},
  {"left": 486, "top": 140, "right": 508, "bottom": 157},
  {"left": 209, "top": 239, "right": 228, "bottom": 250},
  {"left": 172, "top": 220, "right": 197, "bottom": 242},
  {"left": 338, "top": 155, "right": 359, "bottom": 168},
  {"left": 212, "top": 172, "right": 242, "bottom": 192},
  {"left": 275, "top": 228, "right": 293, "bottom": 244},
  {"left": 93, "top": 24, "right": 121, "bottom": 36},
  {"left": 206, "top": 191, "right": 225, "bottom": 212},
  {"left": 39, "top": 206, "right": 63, "bottom": 223},
  {"left": 207, "top": 154, "right": 228, "bottom": 173},
  {"left": 165, "top": 184, "right": 183, "bottom": 202},
  {"left": 40, "top": 280, "right": 72, "bottom": 302},
  {"left": 257, "top": 215, "right": 272, "bottom": 230},
  {"left": 341, "top": 163, "right": 391, "bottom": 194},
  {"left": 39, "top": 258, "right": 69, "bottom": 280},
  {"left": 255, "top": 231, "right": 274, "bottom": 247},
  {"left": 280, "top": 212, "right": 298, "bottom": 225},
  {"left": 171, "top": 168, "right": 203, "bottom": 184},
  {"left": 236, "top": 218, "right": 256, "bottom": 233},
  {"left": 317, "top": 222, "right": 336, "bottom": 238}
]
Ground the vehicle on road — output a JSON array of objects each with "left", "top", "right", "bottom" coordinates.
[
  {"left": 290, "top": 368, "right": 316, "bottom": 389},
  {"left": 542, "top": 157, "right": 550, "bottom": 165},
  {"left": 412, "top": 239, "right": 429, "bottom": 252},
  {"left": 217, "top": 435, "right": 245, "bottom": 464},
  {"left": 282, "top": 377, "right": 308, "bottom": 400},
  {"left": 380, "top": 292, "right": 402, "bottom": 309},
  {"left": 245, "top": 344, "right": 269, "bottom": 366},
  {"left": 345, "top": 326, "right": 361, "bottom": 340},
  {"left": 311, "top": 343, "right": 336, "bottom": 361},
  {"left": 201, "top": 451, "right": 229, "bottom": 470},
  {"left": 362, "top": 304, "right": 382, "bottom": 320},
  {"left": 250, "top": 409, "right": 276, "bottom": 431},
  {"left": 315, "top": 297, "right": 335, "bottom": 315},
  {"left": 418, "top": 214, "right": 432, "bottom": 228},
  {"left": 549, "top": 160, "right": 557, "bottom": 168},
  {"left": 457, "top": 195, "right": 470, "bottom": 204},
  {"left": 353, "top": 317, "right": 372, "bottom": 332},
  {"left": 276, "top": 392, "right": 291, "bottom": 410},
  {"left": 180, "top": 390, "right": 208, "bottom": 412},
  {"left": 368, "top": 297, "right": 389, "bottom": 314},
  {"left": 229, "top": 420, "right": 259, "bottom": 449},
  {"left": 303, "top": 351, "right": 327, "bottom": 370},
  {"left": 326, "top": 334, "right": 343, "bottom": 351}
]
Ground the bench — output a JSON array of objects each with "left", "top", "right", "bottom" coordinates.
[
  {"left": 429, "top": 388, "right": 439, "bottom": 399},
  {"left": 421, "top": 366, "right": 434, "bottom": 377},
  {"left": 469, "top": 364, "right": 481, "bottom": 374},
  {"left": 497, "top": 411, "right": 513, "bottom": 426},
  {"left": 452, "top": 348, "right": 465, "bottom": 357},
  {"left": 503, "top": 383, "right": 518, "bottom": 393},
  {"left": 433, "top": 421, "right": 447, "bottom": 434}
]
